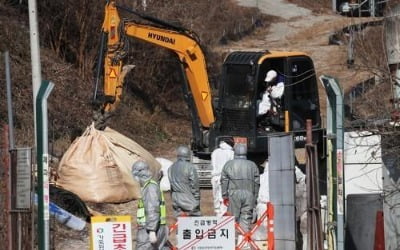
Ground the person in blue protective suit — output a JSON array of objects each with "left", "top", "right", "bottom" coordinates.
[{"left": 132, "top": 160, "right": 168, "bottom": 250}]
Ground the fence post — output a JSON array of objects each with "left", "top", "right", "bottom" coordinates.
[
  {"left": 36, "top": 81, "right": 54, "bottom": 250},
  {"left": 267, "top": 202, "right": 275, "bottom": 250}
]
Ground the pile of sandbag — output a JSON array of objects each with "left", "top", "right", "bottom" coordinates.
[{"left": 57, "top": 123, "right": 161, "bottom": 203}]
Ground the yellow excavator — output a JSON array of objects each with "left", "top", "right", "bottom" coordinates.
[{"left": 93, "top": 0, "right": 325, "bottom": 182}]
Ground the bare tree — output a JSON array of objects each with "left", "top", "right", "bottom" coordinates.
[{"left": 343, "top": 4, "right": 400, "bottom": 247}]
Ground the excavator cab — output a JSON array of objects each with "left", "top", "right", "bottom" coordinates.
[{"left": 210, "top": 51, "right": 322, "bottom": 156}]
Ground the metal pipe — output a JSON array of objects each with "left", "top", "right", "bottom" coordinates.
[
  {"left": 5, "top": 50, "right": 22, "bottom": 250},
  {"left": 306, "top": 145, "right": 313, "bottom": 249},
  {"left": 31, "top": 154, "right": 36, "bottom": 250},
  {"left": 3, "top": 53, "right": 15, "bottom": 250},
  {"left": 284, "top": 110, "right": 289, "bottom": 132},
  {"left": 5, "top": 51, "right": 15, "bottom": 150},
  {"left": 17, "top": 214, "right": 21, "bottom": 250},
  {"left": 36, "top": 81, "right": 54, "bottom": 250},
  {"left": 319, "top": 75, "right": 344, "bottom": 250}
]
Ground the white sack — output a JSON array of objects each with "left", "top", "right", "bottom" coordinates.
[{"left": 156, "top": 157, "right": 173, "bottom": 191}]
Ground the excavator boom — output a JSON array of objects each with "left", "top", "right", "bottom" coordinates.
[{"left": 99, "top": 0, "right": 214, "bottom": 128}]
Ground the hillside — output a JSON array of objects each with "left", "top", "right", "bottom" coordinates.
[
  {"left": 0, "top": 1, "right": 270, "bottom": 248},
  {"left": 0, "top": 0, "right": 269, "bottom": 157}
]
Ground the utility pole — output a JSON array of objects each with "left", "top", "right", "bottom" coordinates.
[
  {"left": 332, "top": 0, "right": 336, "bottom": 12},
  {"left": 28, "top": 0, "right": 42, "bottom": 136},
  {"left": 385, "top": 4, "right": 400, "bottom": 121},
  {"left": 384, "top": 4, "right": 400, "bottom": 249}
]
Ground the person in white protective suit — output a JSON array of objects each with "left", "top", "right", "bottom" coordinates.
[
  {"left": 168, "top": 145, "right": 201, "bottom": 217},
  {"left": 221, "top": 144, "right": 260, "bottom": 246},
  {"left": 257, "top": 69, "right": 285, "bottom": 116},
  {"left": 211, "top": 138, "right": 235, "bottom": 217},
  {"left": 295, "top": 164, "right": 307, "bottom": 250},
  {"left": 131, "top": 161, "right": 168, "bottom": 250}
]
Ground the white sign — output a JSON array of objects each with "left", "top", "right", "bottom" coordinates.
[
  {"left": 337, "top": 149, "right": 344, "bottom": 215},
  {"left": 177, "top": 216, "right": 235, "bottom": 250},
  {"left": 15, "top": 148, "right": 32, "bottom": 209},
  {"left": 43, "top": 154, "right": 50, "bottom": 220},
  {"left": 91, "top": 215, "right": 132, "bottom": 250},
  {"left": 344, "top": 132, "right": 382, "bottom": 196}
]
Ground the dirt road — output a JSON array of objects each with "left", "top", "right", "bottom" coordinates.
[{"left": 238, "top": 0, "right": 311, "bottom": 20}]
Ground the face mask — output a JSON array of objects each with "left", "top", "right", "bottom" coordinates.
[{"left": 133, "top": 175, "right": 141, "bottom": 183}]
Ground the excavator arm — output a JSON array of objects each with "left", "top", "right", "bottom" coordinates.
[{"left": 96, "top": 0, "right": 215, "bottom": 129}]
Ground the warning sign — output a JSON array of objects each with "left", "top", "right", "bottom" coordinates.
[
  {"left": 90, "top": 215, "right": 132, "bottom": 250},
  {"left": 177, "top": 216, "right": 235, "bottom": 250}
]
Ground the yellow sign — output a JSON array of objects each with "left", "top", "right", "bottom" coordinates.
[
  {"left": 90, "top": 215, "right": 132, "bottom": 250},
  {"left": 201, "top": 91, "right": 208, "bottom": 100},
  {"left": 109, "top": 69, "right": 117, "bottom": 78}
]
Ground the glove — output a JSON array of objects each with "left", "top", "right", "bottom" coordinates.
[
  {"left": 149, "top": 231, "right": 157, "bottom": 244},
  {"left": 252, "top": 208, "right": 258, "bottom": 223},
  {"left": 223, "top": 198, "right": 229, "bottom": 207}
]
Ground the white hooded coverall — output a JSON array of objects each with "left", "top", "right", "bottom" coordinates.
[
  {"left": 258, "top": 70, "right": 285, "bottom": 116},
  {"left": 211, "top": 141, "right": 234, "bottom": 217}
]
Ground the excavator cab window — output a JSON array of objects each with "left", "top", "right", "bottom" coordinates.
[
  {"left": 218, "top": 64, "right": 256, "bottom": 134},
  {"left": 212, "top": 53, "right": 321, "bottom": 153},
  {"left": 257, "top": 59, "right": 285, "bottom": 107},
  {"left": 286, "top": 57, "right": 320, "bottom": 130},
  {"left": 222, "top": 65, "right": 254, "bottom": 109}
]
